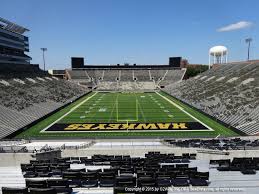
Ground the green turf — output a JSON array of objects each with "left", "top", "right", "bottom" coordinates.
[{"left": 15, "top": 91, "right": 240, "bottom": 139}]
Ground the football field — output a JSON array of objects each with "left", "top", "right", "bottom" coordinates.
[
  {"left": 15, "top": 91, "right": 239, "bottom": 139},
  {"left": 57, "top": 92, "right": 197, "bottom": 124}
]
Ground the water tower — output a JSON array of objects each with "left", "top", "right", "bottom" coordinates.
[{"left": 209, "top": 46, "right": 228, "bottom": 69}]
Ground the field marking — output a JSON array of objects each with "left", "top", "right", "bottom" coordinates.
[
  {"left": 108, "top": 93, "right": 119, "bottom": 122},
  {"left": 42, "top": 92, "right": 215, "bottom": 133},
  {"left": 86, "top": 94, "right": 106, "bottom": 122},
  {"left": 40, "top": 92, "right": 98, "bottom": 133},
  {"left": 156, "top": 92, "right": 214, "bottom": 131},
  {"left": 136, "top": 94, "right": 147, "bottom": 123},
  {"left": 116, "top": 93, "right": 139, "bottom": 122}
]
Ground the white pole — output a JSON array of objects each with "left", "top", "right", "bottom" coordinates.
[
  {"left": 226, "top": 51, "right": 228, "bottom": 63},
  {"left": 209, "top": 53, "right": 211, "bottom": 69}
]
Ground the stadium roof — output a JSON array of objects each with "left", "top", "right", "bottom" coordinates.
[{"left": 0, "top": 17, "right": 29, "bottom": 34}]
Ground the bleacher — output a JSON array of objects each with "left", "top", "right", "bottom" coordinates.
[
  {"left": 66, "top": 68, "right": 186, "bottom": 91},
  {"left": 164, "top": 138, "right": 259, "bottom": 150},
  {"left": 162, "top": 61, "right": 259, "bottom": 136},
  {"left": 0, "top": 69, "right": 89, "bottom": 139}
]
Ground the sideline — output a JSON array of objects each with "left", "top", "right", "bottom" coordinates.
[
  {"left": 156, "top": 92, "right": 214, "bottom": 131},
  {"left": 40, "top": 92, "right": 98, "bottom": 133}
]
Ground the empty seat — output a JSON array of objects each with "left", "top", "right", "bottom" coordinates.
[
  {"left": 172, "top": 178, "right": 189, "bottom": 187},
  {"left": 29, "top": 188, "right": 57, "bottom": 194},
  {"left": 48, "top": 179, "right": 69, "bottom": 188},
  {"left": 156, "top": 177, "right": 171, "bottom": 187},
  {"left": 241, "top": 169, "right": 256, "bottom": 174},
  {"left": 2, "top": 187, "right": 28, "bottom": 194},
  {"left": 116, "top": 176, "right": 136, "bottom": 187},
  {"left": 190, "top": 178, "right": 209, "bottom": 186},
  {"left": 62, "top": 171, "right": 80, "bottom": 180},
  {"left": 26, "top": 179, "right": 47, "bottom": 188},
  {"left": 23, "top": 171, "right": 37, "bottom": 178},
  {"left": 81, "top": 179, "right": 98, "bottom": 188},
  {"left": 54, "top": 188, "right": 72, "bottom": 194},
  {"left": 81, "top": 171, "right": 98, "bottom": 180},
  {"left": 67, "top": 168, "right": 85, "bottom": 172},
  {"left": 137, "top": 177, "right": 156, "bottom": 187},
  {"left": 99, "top": 178, "right": 115, "bottom": 187}
]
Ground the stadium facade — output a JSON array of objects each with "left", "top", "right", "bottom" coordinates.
[{"left": 0, "top": 17, "right": 31, "bottom": 65}]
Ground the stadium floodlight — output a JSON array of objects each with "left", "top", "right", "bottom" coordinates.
[
  {"left": 40, "top": 48, "right": 47, "bottom": 71},
  {"left": 245, "top": 38, "right": 252, "bottom": 61}
]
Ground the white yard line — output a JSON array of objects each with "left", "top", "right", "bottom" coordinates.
[
  {"left": 108, "top": 93, "right": 119, "bottom": 122},
  {"left": 155, "top": 92, "right": 214, "bottom": 131},
  {"left": 40, "top": 92, "right": 98, "bottom": 133},
  {"left": 136, "top": 94, "right": 146, "bottom": 123}
]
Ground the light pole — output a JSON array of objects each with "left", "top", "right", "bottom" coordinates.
[
  {"left": 245, "top": 38, "right": 252, "bottom": 61},
  {"left": 40, "top": 48, "right": 47, "bottom": 71}
]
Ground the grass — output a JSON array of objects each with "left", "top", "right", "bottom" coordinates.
[{"left": 15, "top": 91, "right": 239, "bottom": 139}]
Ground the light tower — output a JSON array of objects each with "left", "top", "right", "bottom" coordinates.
[
  {"left": 245, "top": 38, "right": 252, "bottom": 61},
  {"left": 40, "top": 48, "right": 47, "bottom": 71},
  {"left": 209, "top": 46, "right": 228, "bottom": 69}
]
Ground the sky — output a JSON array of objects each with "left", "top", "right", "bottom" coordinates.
[{"left": 1, "top": 0, "right": 258, "bottom": 69}]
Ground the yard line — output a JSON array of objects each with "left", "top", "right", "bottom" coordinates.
[
  {"left": 156, "top": 92, "right": 214, "bottom": 131},
  {"left": 108, "top": 93, "right": 119, "bottom": 122},
  {"left": 215, "top": 134, "right": 220, "bottom": 139},
  {"left": 135, "top": 94, "right": 146, "bottom": 122},
  {"left": 87, "top": 94, "right": 107, "bottom": 122},
  {"left": 40, "top": 92, "right": 98, "bottom": 133}
]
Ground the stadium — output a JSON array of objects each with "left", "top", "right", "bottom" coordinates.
[{"left": 0, "top": 1, "right": 259, "bottom": 194}]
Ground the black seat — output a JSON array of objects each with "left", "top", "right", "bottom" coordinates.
[
  {"left": 156, "top": 177, "right": 171, "bottom": 187},
  {"left": 172, "top": 178, "right": 189, "bottom": 187},
  {"left": 35, "top": 166, "right": 49, "bottom": 173},
  {"left": 68, "top": 179, "right": 81, "bottom": 188},
  {"left": 99, "top": 178, "right": 115, "bottom": 187},
  {"left": 99, "top": 171, "right": 115, "bottom": 179},
  {"left": 81, "top": 171, "right": 98, "bottom": 180},
  {"left": 87, "top": 169, "right": 102, "bottom": 173},
  {"left": 2, "top": 187, "right": 28, "bottom": 194},
  {"left": 81, "top": 179, "right": 98, "bottom": 188},
  {"left": 116, "top": 176, "right": 136, "bottom": 187},
  {"left": 190, "top": 178, "right": 208, "bottom": 186},
  {"left": 62, "top": 171, "right": 80, "bottom": 180},
  {"left": 37, "top": 172, "right": 51, "bottom": 177},
  {"left": 57, "top": 164, "right": 70, "bottom": 171},
  {"left": 51, "top": 169, "right": 62, "bottom": 177},
  {"left": 26, "top": 179, "right": 47, "bottom": 188},
  {"left": 137, "top": 177, "right": 156, "bottom": 187},
  {"left": 23, "top": 171, "right": 37, "bottom": 178},
  {"left": 54, "top": 188, "right": 72, "bottom": 194},
  {"left": 29, "top": 188, "right": 57, "bottom": 194},
  {"left": 67, "top": 168, "right": 85, "bottom": 172},
  {"left": 241, "top": 169, "right": 256, "bottom": 175},
  {"left": 217, "top": 166, "right": 230, "bottom": 171},
  {"left": 48, "top": 179, "right": 69, "bottom": 188},
  {"left": 198, "top": 172, "right": 209, "bottom": 180},
  {"left": 21, "top": 164, "right": 34, "bottom": 172},
  {"left": 103, "top": 168, "right": 117, "bottom": 174}
]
